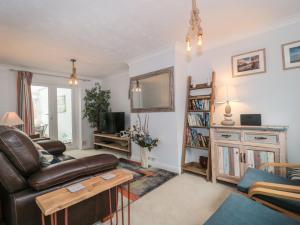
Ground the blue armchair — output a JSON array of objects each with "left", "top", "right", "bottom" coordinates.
[
  {"left": 237, "top": 163, "right": 300, "bottom": 220},
  {"left": 204, "top": 193, "right": 300, "bottom": 225}
]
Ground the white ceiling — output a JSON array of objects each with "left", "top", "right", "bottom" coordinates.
[{"left": 0, "top": 0, "right": 300, "bottom": 78}]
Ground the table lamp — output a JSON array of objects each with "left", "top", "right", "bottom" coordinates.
[
  {"left": 216, "top": 86, "right": 239, "bottom": 126},
  {"left": 0, "top": 112, "right": 24, "bottom": 127}
]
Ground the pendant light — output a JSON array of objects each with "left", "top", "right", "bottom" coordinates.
[
  {"left": 186, "top": 0, "right": 203, "bottom": 52},
  {"left": 68, "top": 59, "right": 78, "bottom": 86}
]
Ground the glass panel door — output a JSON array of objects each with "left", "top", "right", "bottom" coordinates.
[
  {"left": 31, "top": 86, "right": 49, "bottom": 138},
  {"left": 57, "top": 88, "right": 73, "bottom": 145}
]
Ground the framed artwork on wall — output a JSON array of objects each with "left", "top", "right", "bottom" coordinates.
[
  {"left": 231, "top": 48, "right": 266, "bottom": 77},
  {"left": 282, "top": 40, "right": 300, "bottom": 70}
]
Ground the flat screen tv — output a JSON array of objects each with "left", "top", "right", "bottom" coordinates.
[{"left": 98, "top": 112, "right": 125, "bottom": 134}]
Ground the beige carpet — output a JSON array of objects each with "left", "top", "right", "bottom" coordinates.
[{"left": 66, "top": 150, "right": 234, "bottom": 225}]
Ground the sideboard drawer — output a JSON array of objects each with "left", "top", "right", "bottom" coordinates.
[
  {"left": 215, "top": 131, "right": 241, "bottom": 141},
  {"left": 244, "top": 133, "right": 279, "bottom": 145}
]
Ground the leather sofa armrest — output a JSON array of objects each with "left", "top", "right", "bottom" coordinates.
[
  {"left": 28, "top": 154, "right": 119, "bottom": 191},
  {"left": 36, "top": 140, "right": 66, "bottom": 155}
]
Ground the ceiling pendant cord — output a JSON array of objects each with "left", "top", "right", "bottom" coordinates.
[{"left": 69, "top": 58, "right": 78, "bottom": 86}]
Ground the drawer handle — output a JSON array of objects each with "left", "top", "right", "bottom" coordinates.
[
  {"left": 254, "top": 137, "right": 268, "bottom": 140},
  {"left": 221, "top": 134, "right": 232, "bottom": 138}
]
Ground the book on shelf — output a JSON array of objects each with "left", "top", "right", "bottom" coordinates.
[
  {"left": 189, "top": 99, "right": 210, "bottom": 111},
  {"left": 187, "top": 112, "right": 210, "bottom": 127},
  {"left": 186, "top": 128, "right": 209, "bottom": 149}
]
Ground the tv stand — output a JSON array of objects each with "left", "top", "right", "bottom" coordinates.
[{"left": 94, "top": 132, "right": 131, "bottom": 156}]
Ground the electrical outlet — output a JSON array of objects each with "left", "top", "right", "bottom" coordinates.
[{"left": 148, "top": 156, "right": 156, "bottom": 162}]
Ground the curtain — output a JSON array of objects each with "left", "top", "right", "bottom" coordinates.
[{"left": 17, "top": 71, "right": 34, "bottom": 135}]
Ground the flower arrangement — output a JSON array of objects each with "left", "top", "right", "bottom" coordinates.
[{"left": 130, "top": 114, "right": 159, "bottom": 151}]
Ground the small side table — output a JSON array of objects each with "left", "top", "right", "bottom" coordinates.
[{"left": 36, "top": 169, "right": 133, "bottom": 225}]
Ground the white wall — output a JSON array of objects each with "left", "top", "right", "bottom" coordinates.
[
  {"left": 101, "top": 73, "right": 131, "bottom": 129},
  {"left": 188, "top": 22, "right": 300, "bottom": 163},
  {"left": 0, "top": 66, "right": 17, "bottom": 116},
  {"left": 128, "top": 48, "right": 184, "bottom": 173}
]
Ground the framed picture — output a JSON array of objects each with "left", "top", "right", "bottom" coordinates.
[
  {"left": 282, "top": 40, "right": 300, "bottom": 70},
  {"left": 232, "top": 49, "right": 266, "bottom": 77},
  {"left": 57, "top": 95, "right": 66, "bottom": 113}
]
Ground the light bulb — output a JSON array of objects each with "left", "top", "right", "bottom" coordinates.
[
  {"left": 74, "top": 79, "right": 78, "bottom": 85},
  {"left": 197, "top": 34, "right": 203, "bottom": 46},
  {"left": 186, "top": 39, "right": 192, "bottom": 52},
  {"left": 68, "top": 79, "right": 73, "bottom": 85}
]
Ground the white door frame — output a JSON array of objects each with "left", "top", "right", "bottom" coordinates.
[{"left": 31, "top": 82, "right": 79, "bottom": 149}]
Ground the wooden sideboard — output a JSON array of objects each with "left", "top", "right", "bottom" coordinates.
[{"left": 210, "top": 125, "right": 288, "bottom": 184}]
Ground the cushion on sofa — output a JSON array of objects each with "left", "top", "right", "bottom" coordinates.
[
  {"left": 36, "top": 139, "right": 66, "bottom": 155},
  {"left": 28, "top": 154, "right": 119, "bottom": 191},
  {"left": 204, "top": 193, "right": 300, "bottom": 225},
  {"left": 237, "top": 168, "right": 300, "bottom": 193},
  {"left": 0, "top": 126, "right": 40, "bottom": 176}
]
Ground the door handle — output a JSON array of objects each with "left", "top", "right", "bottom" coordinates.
[
  {"left": 254, "top": 136, "right": 267, "bottom": 140},
  {"left": 240, "top": 153, "right": 243, "bottom": 163},
  {"left": 221, "top": 134, "right": 232, "bottom": 138}
]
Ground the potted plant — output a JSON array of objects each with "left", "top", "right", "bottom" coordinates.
[
  {"left": 83, "top": 83, "right": 111, "bottom": 130},
  {"left": 130, "top": 114, "right": 159, "bottom": 168}
]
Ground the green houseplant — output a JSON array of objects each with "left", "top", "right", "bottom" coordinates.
[{"left": 83, "top": 83, "right": 111, "bottom": 129}]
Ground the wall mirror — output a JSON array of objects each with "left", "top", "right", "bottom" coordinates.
[{"left": 130, "top": 67, "right": 174, "bottom": 113}]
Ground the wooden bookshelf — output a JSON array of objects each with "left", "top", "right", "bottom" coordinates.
[
  {"left": 181, "top": 72, "right": 215, "bottom": 180},
  {"left": 94, "top": 133, "right": 131, "bottom": 156}
]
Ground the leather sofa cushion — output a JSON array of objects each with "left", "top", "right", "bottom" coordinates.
[
  {"left": 0, "top": 152, "right": 28, "bottom": 193},
  {"left": 36, "top": 140, "right": 66, "bottom": 155},
  {"left": 0, "top": 126, "right": 40, "bottom": 176},
  {"left": 28, "top": 154, "right": 119, "bottom": 191}
]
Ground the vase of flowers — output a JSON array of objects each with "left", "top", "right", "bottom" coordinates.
[{"left": 130, "top": 114, "right": 159, "bottom": 168}]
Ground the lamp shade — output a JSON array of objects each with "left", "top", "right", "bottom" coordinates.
[
  {"left": 216, "top": 85, "right": 240, "bottom": 104},
  {"left": 0, "top": 112, "right": 24, "bottom": 126}
]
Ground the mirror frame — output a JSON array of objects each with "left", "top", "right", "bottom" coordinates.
[{"left": 130, "top": 67, "right": 175, "bottom": 113}]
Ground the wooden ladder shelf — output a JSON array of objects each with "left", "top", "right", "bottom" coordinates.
[{"left": 181, "top": 72, "right": 216, "bottom": 180}]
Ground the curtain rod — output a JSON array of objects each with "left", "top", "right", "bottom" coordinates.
[{"left": 9, "top": 69, "right": 91, "bottom": 82}]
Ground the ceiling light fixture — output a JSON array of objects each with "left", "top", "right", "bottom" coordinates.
[
  {"left": 132, "top": 80, "right": 142, "bottom": 92},
  {"left": 186, "top": 0, "right": 203, "bottom": 52},
  {"left": 68, "top": 59, "right": 78, "bottom": 86}
]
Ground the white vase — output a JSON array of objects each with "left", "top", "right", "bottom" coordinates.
[{"left": 140, "top": 147, "right": 149, "bottom": 168}]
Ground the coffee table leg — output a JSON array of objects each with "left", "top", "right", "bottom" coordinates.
[
  {"left": 55, "top": 212, "right": 58, "bottom": 225},
  {"left": 121, "top": 187, "right": 124, "bottom": 225},
  {"left": 109, "top": 189, "right": 113, "bottom": 225},
  {"left": 65, "top": 208, "right": 69, "bottom": 225},
  {"left": 128, "top": 182, "right": 130, "bottom": 225},
  {"left": 41, "top": 213, "right": 45, "bottom": 225},
  {"left": 116, "top": 186, "right": 119, "bottom": 225},
  {"left": 51, "top": 214, "right": 54, "bottom": 225}
]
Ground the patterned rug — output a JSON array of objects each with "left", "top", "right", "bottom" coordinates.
[{"left": 118, "top": 158, "right": 177, "bottom": 201}]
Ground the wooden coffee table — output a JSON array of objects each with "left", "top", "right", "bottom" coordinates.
[{"left": 36, "top": 169, "right": 133, "bottom": 225}]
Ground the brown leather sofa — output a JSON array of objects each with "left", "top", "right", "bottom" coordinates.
[{"left": 0, "top": 126, "right": 119, "bottom": 225}]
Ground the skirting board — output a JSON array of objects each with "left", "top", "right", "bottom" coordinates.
[{"left": 130, "top": 155, "right": 180, "bottom": 174}]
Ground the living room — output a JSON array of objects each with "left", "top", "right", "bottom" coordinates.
[{"left": 0, "top": 1, "right": 300, "bottom": 225}]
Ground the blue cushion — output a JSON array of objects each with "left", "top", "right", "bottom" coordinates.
[
  {"left": 237, "top": 168, "right": 300, "bottom": 193},
  {"left": 204, "top": 193, "right": 300, "bottom": 225}
]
